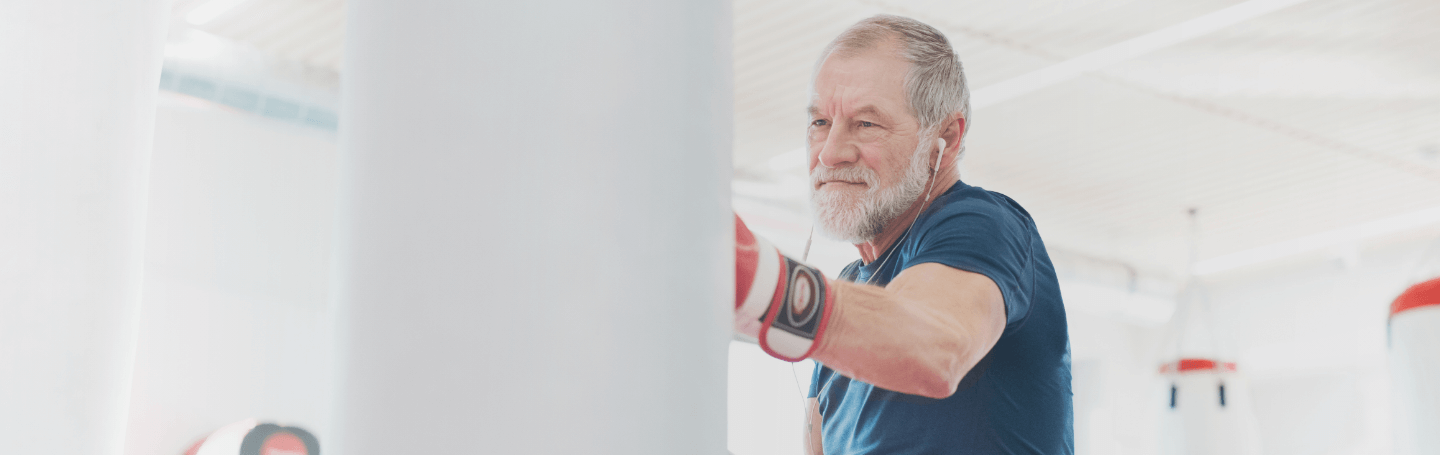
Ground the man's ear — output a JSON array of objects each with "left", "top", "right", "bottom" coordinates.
[{"left": 938, "top": 114, "right": 965, "bottom": 158}]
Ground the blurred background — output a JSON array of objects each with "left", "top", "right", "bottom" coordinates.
[{"left": 29, "top": 0, "right": 1440, "bottom": 454}]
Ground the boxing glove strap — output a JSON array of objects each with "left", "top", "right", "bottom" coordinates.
[
  {"left": 758, "top": 256, "right": 834, "bottom": 362},
  {"left": 735, "top": 236, "right": 783, "bottom": 342}
]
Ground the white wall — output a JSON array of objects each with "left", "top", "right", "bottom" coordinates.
[
  {"left": 728, "top": 342, "right": 815, "bottom": 455},
  {"left": 123, "top": 93, "right": 339, "bottom": 455}
]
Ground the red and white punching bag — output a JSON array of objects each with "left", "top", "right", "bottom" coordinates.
[
  {"left": 182, "top": 419, "right": 318, "bottom": 455},
  {"left": 1157, "top": 276, "right": 1262, "bottom": 455},
  {"left": 1390, "top": 277, "right": 1440, "bottom": 455},
  {"left": 1158, "top": 358, "right": 1262, "bottom": 455}
]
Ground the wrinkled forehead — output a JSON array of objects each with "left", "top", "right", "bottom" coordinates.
[{"left": 809, "top": 45, "right": 912, "bottom": 120}]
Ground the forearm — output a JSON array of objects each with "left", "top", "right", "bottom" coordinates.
[
  {"left": 733, "top": 215, "right": 1004, "bottom": 397},
  {"left": 810, "top": 280, "right": 988, "bottom": 399}
]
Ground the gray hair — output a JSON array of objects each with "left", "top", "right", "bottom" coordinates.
[{"left": 815, "top": 15, "right": 972, "bottom": 156}]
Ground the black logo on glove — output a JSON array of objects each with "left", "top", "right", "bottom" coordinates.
[{"left": 777, "top": 258, "right": 826, "bottom": 339}]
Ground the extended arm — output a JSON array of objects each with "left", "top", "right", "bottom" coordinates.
[
  {"left": 812, "top": 263, "right": 1005, "bottom": 399},
  {"left": 735, "top": 215, "right": 1006, "bottom": 399}
]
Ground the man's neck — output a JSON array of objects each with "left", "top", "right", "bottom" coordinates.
[{"left": 855, "top": 174, "right": 961, "bottom": 264}]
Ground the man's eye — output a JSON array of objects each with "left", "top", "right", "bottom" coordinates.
[
  {"left": 812, "top": 119, "right": 829, "bottom": 127},
  {"left": 859, "top": 121, "right": 876, "bottom": 128}
]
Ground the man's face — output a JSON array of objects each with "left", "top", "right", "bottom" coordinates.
[{"left": 808, "top": 42, "right": 929, "bottom": 243}]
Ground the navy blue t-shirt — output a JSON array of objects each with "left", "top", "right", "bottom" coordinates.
[{"left": 808, "top": 180, "right": 1073, "bottom": 454}]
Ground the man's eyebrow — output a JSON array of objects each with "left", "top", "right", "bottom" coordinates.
[
  {"left": 853, "top": 105, "right": 892, "bottom": 122},
  {"left": 807, "top": 105, "right": 891, "bottom": 119}
]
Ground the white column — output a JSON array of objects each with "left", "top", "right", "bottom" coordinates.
[
  {"left": 334, "top": 1, "right": 732, "bottom": 454},
  {"left": 0, "top": 1, "right": 169, "bottom": 454},
  {"left": 1390, "top": 278, "right": 1440, "bottom": 455}
]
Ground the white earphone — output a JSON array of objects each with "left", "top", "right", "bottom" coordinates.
[
  {"left": 922, "top": 137, "right": 947, "bottom": 204},
  {"left": 933, "top": 138, "right": 946, "bottom": 173}
]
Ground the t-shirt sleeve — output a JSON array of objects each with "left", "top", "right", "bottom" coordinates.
[
  {"left": 808, "top": 362, "right": 832, "bottom": 398},
  {"left": 904, "top": 198, "right": 1034, "bottom": 326}
]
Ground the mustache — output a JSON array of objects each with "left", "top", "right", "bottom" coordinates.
[{"left": 810, "top": 166, "right": 877, "bottom": 189}]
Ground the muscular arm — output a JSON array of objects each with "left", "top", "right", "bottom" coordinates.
[{"left": 810, "top": 263, "right": 1006, "bottom": 399}]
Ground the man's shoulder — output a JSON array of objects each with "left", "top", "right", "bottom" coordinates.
[{"left": 924, "top": 184, "right": 1036, "bottom": 234}]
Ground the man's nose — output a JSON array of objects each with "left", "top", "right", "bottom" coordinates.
[{"left": 815, "top": 128, "right": 859, "bottom": 169}]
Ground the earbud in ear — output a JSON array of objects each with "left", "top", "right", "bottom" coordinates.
[
  {"left": 933, "top": 138, "right": 946, "bottom": 171},
  {"left": 923, "top": 138, "right": 948, "bottom": 203}
]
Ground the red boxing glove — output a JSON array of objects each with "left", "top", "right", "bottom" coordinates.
[
  {"left": 182, "top": 419, "right": 319, "bottom": 455},
  {"left": 735, "top": 214, "right": 835, "bottom": 362}
]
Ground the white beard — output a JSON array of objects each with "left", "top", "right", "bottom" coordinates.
[{"left": 809, "top": 142, "right": 931, "bottom": 243}]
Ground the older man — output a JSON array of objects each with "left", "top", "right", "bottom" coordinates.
[{"left": 733, "top": 15, "right": 1072, "bottom": 454}]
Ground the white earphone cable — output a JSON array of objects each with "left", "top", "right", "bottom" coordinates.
[{"left": 797, "top": 137, "right": 947, "bottom": 448}]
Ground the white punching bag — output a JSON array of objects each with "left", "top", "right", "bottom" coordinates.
[
  {"left": 333, "top": 1, "right": 732, "bottom": 454},
  {"left": 1158, "top": 209, "right": 1262, "bottom": 455},
  {"left": 1389, "top": 277, "right": 1440, "bottom": 455},
  {"left": 1158, "top": 358, "right": 1262, "bottom": 455}
]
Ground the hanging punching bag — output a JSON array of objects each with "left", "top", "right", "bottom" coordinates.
[
  {"left": 1157, "top": 358, "right": 1261, "bottom": 455},
  {"left": 1390, "top": 277, "right": 1440, "bottom": 455},
  {"left": 1156, "top": 275, "right": 1261, "bottom": 455}
]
